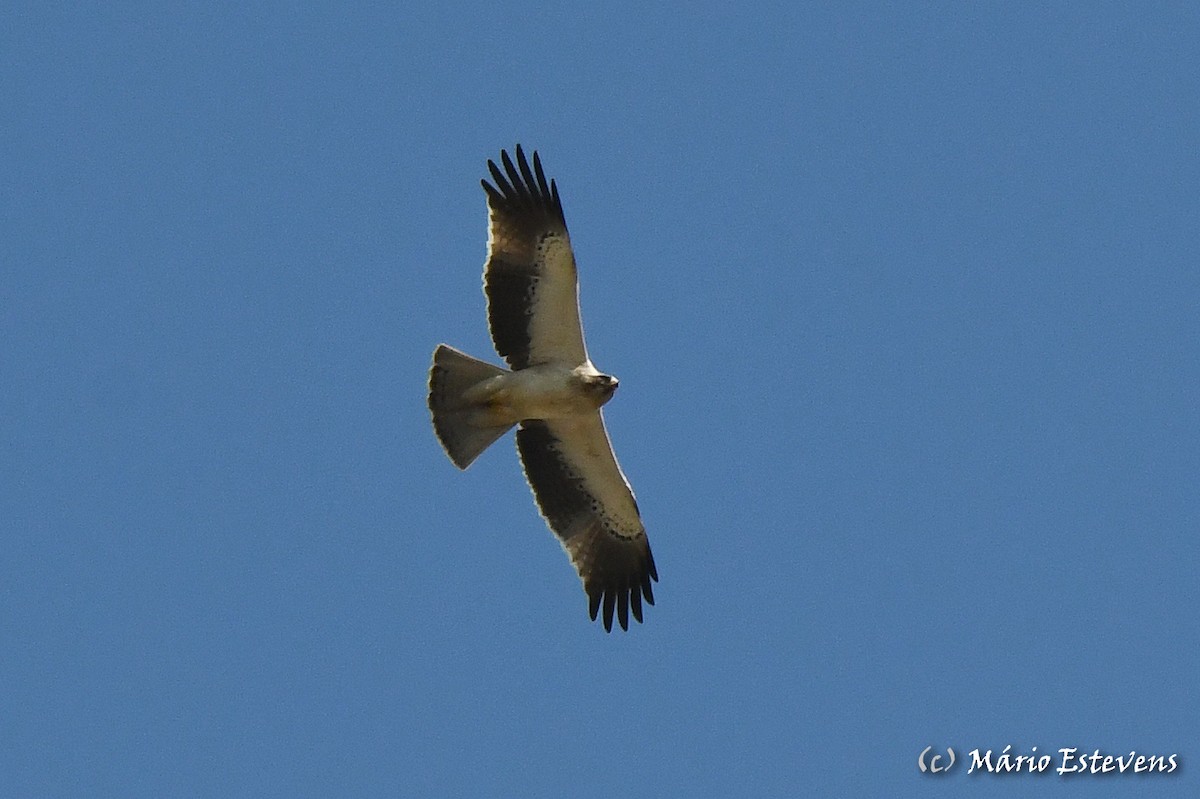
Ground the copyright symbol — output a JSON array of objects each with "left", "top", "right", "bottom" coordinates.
[{"left": 919, "top": 745, "right": 956, "bottom": 774}]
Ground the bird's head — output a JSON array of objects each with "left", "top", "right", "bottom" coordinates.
[{"left": 583, "top": 372, "right": 619, "bottom": 405}]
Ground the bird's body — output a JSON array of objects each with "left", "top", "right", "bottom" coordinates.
[
  {"left": 469, "top": 360, "right": 617, "bottom": 424},
  {"left": 427, "top": 146, "right": 657, "bottom": 632}
]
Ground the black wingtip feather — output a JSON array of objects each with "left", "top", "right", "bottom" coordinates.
[
  {"left": 499, "top": 150, "right": 520, "bottom": 199},
  {"left": 589, "top": 591, "right": 601, "bottom": 622},
  {"left": 515, "top": 147, "right": 539, "bottom": 203},
  {"left": 501, "top": 149, "right": 535, "bottom": 208},
  {"left": 532, "top": 151, "right": 552, "bottom": 199},
  {"left": 602, "top": 590, "right": 617, "bottom": 633},
  {"left": 486, "top": 158, "right": 514, "bottom": 199}
]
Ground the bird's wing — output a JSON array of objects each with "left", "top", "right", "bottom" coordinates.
[
  {"left": 481, "top": 146, "right": 588, "bottom": 370},
  {"left": 516, "top": 416, "right": 657, "bottom": 632}
]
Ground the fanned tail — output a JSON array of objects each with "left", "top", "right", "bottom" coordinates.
[{"left": 428, "top": 344, "right": 513, "bottom": 469}]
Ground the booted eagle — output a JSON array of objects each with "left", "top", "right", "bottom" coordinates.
[{"left": 427, "top": 146, "right": 657, "bottom": 632}]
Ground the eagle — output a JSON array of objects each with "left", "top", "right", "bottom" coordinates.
[{"left": 427, "top": 146, "right": 658, "bottom": 632}]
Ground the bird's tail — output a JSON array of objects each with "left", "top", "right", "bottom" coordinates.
[{"left": 428, "top": 344, "right": 514, "bottom": 469}]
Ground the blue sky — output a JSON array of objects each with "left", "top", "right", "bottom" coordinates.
[{"left": 4, "top": 3, "right": 1198, "bottom": 797}]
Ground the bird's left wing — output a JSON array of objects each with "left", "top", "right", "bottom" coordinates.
[
  {"left": 516, "top": 417, "right": 658, "bottom": 632},
  {"left": 481, "top": 146, "right": 588, "bottom": 370}
]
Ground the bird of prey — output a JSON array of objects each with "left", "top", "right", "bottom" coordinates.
[{"left": 427, "top": 145, "right": 657, "bottom": 632}]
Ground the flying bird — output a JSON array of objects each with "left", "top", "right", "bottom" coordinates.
[{"left": 427, "top": 146, "right": 658, "bottom": 632}]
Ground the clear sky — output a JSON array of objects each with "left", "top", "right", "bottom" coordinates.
[{"left": 4, "top": 3, "right": 1197, "bottom": 797}]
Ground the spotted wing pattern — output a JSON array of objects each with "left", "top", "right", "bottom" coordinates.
[
  {"left": 481, "top": 146, "right": 589, "bottom": 370},
  {"left": 516, "top": 417, "right": 657, "bottom": 632}
]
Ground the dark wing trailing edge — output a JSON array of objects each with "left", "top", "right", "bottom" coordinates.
[
  {"left": 481, "top": 146, "right": 589, "bottom": 370},
  {"left": 516, "top": 418, "right": 658, "bottom": 632}
]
